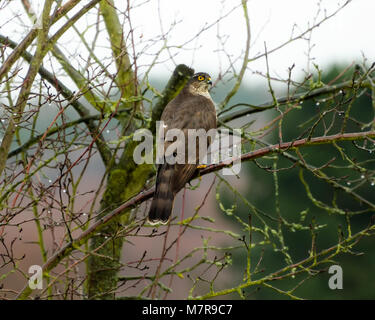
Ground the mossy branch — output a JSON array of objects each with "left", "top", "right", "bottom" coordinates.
[
  {"left": 84, "top": 62, "right": 193, "bottom": 299},
  {"left": 0, "top": 34, "right": 113, "bottom": 166},
  {"left": 15, "top": 128, "right": 375, "bottom": 300},
  {"left": 0, "top": 0, "right": 54, "bottom": 178},
  {"left": 99, "top": 0, "right": 134, "bottom": 95},
  {"left": 0, "top": 0, "right": 91, "bottom": 81},
  {"left": 150, "top": 64, "right": 194, "bottom": 134}
]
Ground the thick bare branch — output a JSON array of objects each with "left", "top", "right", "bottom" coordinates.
[{"left": 15, "top": 129, "right": 375, "bottom": 300}]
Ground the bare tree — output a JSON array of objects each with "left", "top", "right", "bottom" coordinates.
[{"left": 0, "top": 0, "right": 374, "bottom": 300}]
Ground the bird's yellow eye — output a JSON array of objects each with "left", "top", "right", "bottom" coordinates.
[{"left": 197, "top": 75, "right": 205, "bottom": 81}]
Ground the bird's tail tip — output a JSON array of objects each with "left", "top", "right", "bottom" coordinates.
[
  {"left": 147, "top": 202, "right": 172, "bottom": 225},
  {"left": 148, "top": 163, "right": 175, "bottom": 226},
  {"left": 146, "top": 217, "right": 170, "bottom": 225}
]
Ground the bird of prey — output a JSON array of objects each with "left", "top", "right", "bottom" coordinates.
[{"left": 148, "top": 72, "right": 217, "bottom": 224}]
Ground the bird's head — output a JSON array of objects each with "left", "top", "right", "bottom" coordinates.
[{"left": 188, "top": 72, "right": 213, "bottom": 94}]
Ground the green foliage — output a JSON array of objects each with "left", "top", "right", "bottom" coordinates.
[{"left": 218, "top": 64, "right": 375, "bottom": 299}]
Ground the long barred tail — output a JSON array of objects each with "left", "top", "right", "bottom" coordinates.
[{"left": 148, "top": 164, "right": 175, "bottom": 224}]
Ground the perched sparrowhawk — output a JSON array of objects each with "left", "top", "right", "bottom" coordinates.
[{"left": 148, "top": 72, "right": 217, "bottom": 224}]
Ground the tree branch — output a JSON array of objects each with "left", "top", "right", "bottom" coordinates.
[
  {"left": 200, "top": 130, "right": 375, "bottom": 175},
  {"left": 218, "top": 78, "right": 372, "bottom": 123},
  {"left": 219, "top": 0, "right": 251, "bottom": 109},
  {"left": 99, "top": 0, "right": 134, "bottom": 94},
  {"left": 15, "top": 129, "right": 375, "bottom": 299},
  {"left": 0, "top": 0, "right": 86, "bottom": 81},
  {"left": 0, "top": 34, "right": 113, "bottom": 166},
  {"left": 150, "top": 64, "right": 194, "bottom": 134},
  {"left": 0, "top": 0, "right": 54, "bottom": 178}
]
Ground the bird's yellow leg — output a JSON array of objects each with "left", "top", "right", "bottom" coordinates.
[
  {"left": 196, "top": 164, "right": 207, "bottom": 181},
  {"left": 196, "top": 164, "right": 207, "bottom": 169}
]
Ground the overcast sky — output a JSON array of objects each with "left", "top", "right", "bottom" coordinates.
[
  {"left": 127, "top": 0, "right": 375, "bottom": 84},
  {"left": 2, "top": 0, "right": 375, "bottom": 86}
]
